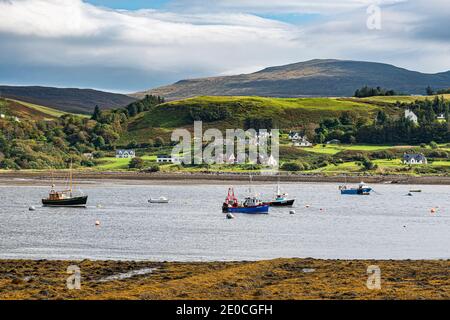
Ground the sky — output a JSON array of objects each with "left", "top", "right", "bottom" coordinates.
[{"left": 0, "top": 0, "right": 449, "bottom": 93}]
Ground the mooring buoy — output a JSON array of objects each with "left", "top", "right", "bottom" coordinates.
[{"left": 226, "top": 213, "right": 235, "bottom": 219}]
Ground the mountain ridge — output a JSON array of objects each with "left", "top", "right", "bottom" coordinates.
[
  {"left": 133, "top": 59, "right": 450, "bottom": 100},
  {"left": 0, "top": 85, "right": 136, "bottom": 114}
]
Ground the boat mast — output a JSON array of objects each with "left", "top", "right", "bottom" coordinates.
[{"left": 69, "top": 160, "right": 73, "bottom": 197}]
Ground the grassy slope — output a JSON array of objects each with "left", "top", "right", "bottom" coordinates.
[
  {"left": 122, "top": 96, "right": 399, "bottom": 144},
  {"left": 1, "top": 98, "right": 88, "bottom": 120}
]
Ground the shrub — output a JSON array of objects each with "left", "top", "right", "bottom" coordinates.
[
  {"left": 144, "top": 164, "right": 160, "bottom": 173},
  {"left": 281, "top": 162, "right": 301, "bottom": 171},
  {"left": 129, "top": 157, "right": 144, "bottom": 169}
]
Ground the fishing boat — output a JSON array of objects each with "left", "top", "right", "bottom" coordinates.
[
  {"left": 148, "top": 196, "right": 169, "bottom": 204},
  {"left": 339, "top": 181, "right": 372, "bottom": 195},
  {"left": 222, "top": 188, "right": 269, "bottom": 214},
  {"left": 42, "top": 163, "right": 88, "bottom": 207},
  {"left": 264, "top": 181, "right": 295, "bottom": 207}
]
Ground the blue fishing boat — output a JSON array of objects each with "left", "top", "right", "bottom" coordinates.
[
  {"left": 339, "top": 182, "right": 372, "bottom": 195},
  {"left": 222, "top": 186, "right": 269, "bottom": 214}
]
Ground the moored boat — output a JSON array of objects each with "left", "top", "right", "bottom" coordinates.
[
  {"left": 149, "top": 196, "right": 169, "bottom": 204},
  {"left": 339, "top": 182, "right": 372, "bottom": 195},
  {"left": 264, "top": 181, "right": 295, "bottom": 207},
  {"left": 222, "top": 187, "right": 269, "bottom": 214},
  {"left": 42, "top": 163, "right": 88, "bottom": 207}
]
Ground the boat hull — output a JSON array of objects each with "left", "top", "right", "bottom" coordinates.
[
  {"left": 225, "top": 205, "right": 269, "bottom": 214},
  {"left": 340, "top": 188, "right": 372, "bottom": 195},
  {"left": 42, "top": 196, "right": 88, "bottom": 207},
  {"left": 265, "top": 199, "right": 295, "bottom": 207}
]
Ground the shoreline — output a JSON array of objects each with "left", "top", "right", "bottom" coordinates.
[
  {"left": 1, "top": 170, "right": 450, "bottom": 185},
  {"left": 1, "top": 258, "right": 448, "bottom": 300}
]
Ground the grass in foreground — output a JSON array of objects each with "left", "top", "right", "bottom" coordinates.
[{"left": 0, "top": 258, "right": 448, "bottom": 300}]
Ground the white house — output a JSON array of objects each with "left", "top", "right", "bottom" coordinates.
[
  {"left": 0, "top": 114, "right": 5, "bottom": 119},
  {"left": 405, "top": 109, "right": 418, "bottom": 124},
  {"left": 288, "top": 131, "right": 302, "bottom": 140},
  {"left": 115, "top": 149, "right": 136, "bottom": 158},
  {"left": 437, "top": 113, "right": 446, "bottom": 120},
  {"left": 224, "top": 153, "right": 236, "bottom": 164},
  {"left": 156, "top": 155, "right": 179, "bottom": 163},
  {"left": 293, "top": 136, "right": 312, "bottom": 147},
  {"left": 403, "top": 153, "right": 427, "bottom": 165}
]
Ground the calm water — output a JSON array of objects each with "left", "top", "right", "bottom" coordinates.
[{"left": 0, "top": 182, "right": 449, "bottom": 261}]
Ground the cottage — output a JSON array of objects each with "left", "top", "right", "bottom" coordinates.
[
  {"left": 83, "top": 153, "right": 94, "bottom": 160},
  {"left": 288, "top": 131, "right": 302, "bottom": 140},
  {"left": 0, "top": 114, "right": 5, "bottom": 119},
  {"left": 224, "top": 153, "right": 236, "bottom": 164},
  {"left": 403, "top": 153, "right": 427, "bottom": 165},
  {"left": 404, "top": 109, "right": 418, "bottom": 124},
  {"left": 157, "top": 155, "right": 179, "bottom": 163},
  {"left": 437, "top": 113, "right": 446, "bottom": 121},
  {"left": 115, "top": 149, "right": 136, "bottom": 158},
  {"left": 293, "top": 136, "right": 312, "bottom": 147}
]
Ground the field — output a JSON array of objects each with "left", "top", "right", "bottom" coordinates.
[{"left": 0, "top": 258, "right": 448, "bottom": 300}]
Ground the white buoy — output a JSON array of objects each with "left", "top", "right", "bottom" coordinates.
[
  {"left": 305, "top": 204, "right": 310, "bottom": 208},
  {"left": 289, "top": 210, "right": 296, "bottom": 215},
  {"left": 226, "top": 213, "right": 235, "bottom": 219},
  {"left": 96, "top": 204, "right": 103, "bottom": 208},
  {"left": 95, "top": 220, "right": 100, "bottom": 226},
  {"left": 29, "top": 206, "right": 36, "bottom": 211}
]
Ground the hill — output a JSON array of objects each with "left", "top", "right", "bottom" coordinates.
[
  {"left": 0, "top": 85, "right": 136, "bottom": 114},
  {"left": 0, "top": 98, "right": 78, "bottom": 121},
  {"left": 120, "top": 95, "right": 401, "bottom": 144},
  {"left": 134, "top": 59, "right": 450, "bottom": 100}
]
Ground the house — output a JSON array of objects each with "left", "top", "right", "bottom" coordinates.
[
  {"left": 437, "top": 113, "right": 446, "bottom": 121},
  {"left": 156, "top": 155, "right": 179, "bottom": 163},
  {"left": 403, "top": 153, "right": 427, "bottom": 165},
  {"left": 293, "top": 136, "right": 312, "bottom": 147},
  {"left": 0, "top": 114, "right": 5, "bottom": 119},
  {"left": 224, "top": 153, "right": 236, "bottom": 164},
  {"left": 326, "top": 139, "right": 340, "bottom": 145},
  {"left": 83, "top": 153, "right": 94, "bottom": 160},
  {"left": 115, "top": 149, "right": 136, "bottom": 158},
  {"left": 404, "top": 109, "right": 418, "bottom": 124},
  {"left": 288, "top": 131, "right": 302, "bottom": 140}
]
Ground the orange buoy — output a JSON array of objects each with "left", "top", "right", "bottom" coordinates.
[
  {"left": 430, "top": 208, "right": 436, "bottom": 214},
  {"left": 95, "top": 220, "right": 100, "bottom": 226}
]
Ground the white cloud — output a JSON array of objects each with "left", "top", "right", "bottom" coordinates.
[{"left": 0, "top": 0, "right": 449, "bottom": 92}]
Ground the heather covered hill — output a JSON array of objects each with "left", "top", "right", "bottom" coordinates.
[
  {"left": 134, "top": 59, "right": 450, "bottom": 100},
  {"left": 0, "top": 85, "right": 136, "bottom": 114}
]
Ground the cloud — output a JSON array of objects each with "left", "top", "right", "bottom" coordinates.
[{"left": 0, "top": 0, "right": 449, "bottom": 92}]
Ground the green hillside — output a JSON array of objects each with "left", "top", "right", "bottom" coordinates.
[{"left": 122, "top": 96, "right": 401, "bottom": 144}]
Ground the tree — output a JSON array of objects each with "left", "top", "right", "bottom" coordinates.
[
  {"left": 375, "top": 110, "right": 388, "bottom": 126},
  {"left": 426, "top": 86, "right": 434, "bottom": 96},
  {"left": 154, "top": 137, "right": 164, "bottom": 147},
  {"left": 129, "top": 157, "right": 144, "bottom": 169},
  {"left": 91, "top": 105, "right": 101, "bottom": 121}
]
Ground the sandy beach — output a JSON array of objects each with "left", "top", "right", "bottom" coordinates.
[{"left": 0, "top": 258, "right": 448, "bottom": 300}]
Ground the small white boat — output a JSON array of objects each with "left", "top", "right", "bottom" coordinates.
[{"left": 148, "top": 197, "right": 169, "bottom": 204}]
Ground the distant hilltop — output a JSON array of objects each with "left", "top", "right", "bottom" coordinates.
[
  {"left": 133, "top": 59, "right": 450, "bottom": 100},
  {"left": 0, "top": 85, "right": 136, "bottom": 114}
]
